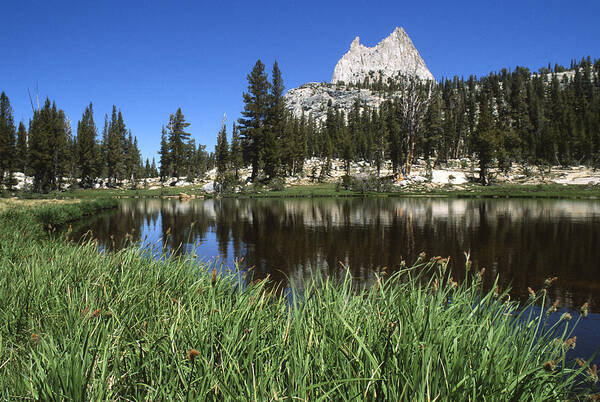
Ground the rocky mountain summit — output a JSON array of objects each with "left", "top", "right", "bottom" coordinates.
[
  {"left": 284, "top": 27, "right": 434, "bottom": 121},
  {"left": 332, "top": 27, "right": 434, "bottom": 84}
]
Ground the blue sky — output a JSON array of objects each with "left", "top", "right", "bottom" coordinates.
[{"left": 2, "top": 0, "right": 599, "bottom": 161}]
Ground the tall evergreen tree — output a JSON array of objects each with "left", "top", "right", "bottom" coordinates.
[
  {"left": 238, "top": 59, "right": 271, "bottom": 181},
  {"left": 106, "top": 106, "right": 125, "bottom": 185},
  {"left": 167, "top": 108, "right": 191, "bottom": 179},
  {"left": 230, "top": 123, "right": 243, "bottom": 179},
  {"left": 474, "top": 92, "right": 498, "bottom": 185},
  {"left": 16, "top": 121, "right": 28, "bottom": 174},
  {"left": 215, "top": 119, "right": 229, "bottom": 175},
  {"left": 76, "top": 103, "right": 98, "bottom": 187},
  {"left": 0, "top": 92, "right": 16, "bottom": 188},
  {"left": 28, "top": 99, "right": 69, "bottom": 192},
  {"left": 158, "top": 126, "right": 170, "bottom": 181},
  {"left": 264, "top": 61, "right": 285, "bottom": 178}
]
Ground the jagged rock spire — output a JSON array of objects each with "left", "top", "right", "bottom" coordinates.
[{"left": 331, "top": 27, "right": 434, "bottom": 84}]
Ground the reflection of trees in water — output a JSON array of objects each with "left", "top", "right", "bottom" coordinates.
[{"left": 70, "top": 197, "right": 600, "bottom": 311}]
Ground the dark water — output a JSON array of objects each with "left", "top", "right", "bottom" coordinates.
[{"left": 69, "top": 197, "right": 600, "bottom": 362}]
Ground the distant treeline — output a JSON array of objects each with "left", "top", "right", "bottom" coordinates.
[
  {"left": 0, "top": 95, "right": 216, "bottom": 192},
  {"left": 0, "top": 57, "right": 598, "bottom": 191},
  {"left": 219, "top": 56, "right": 600, "bottom": 184}
]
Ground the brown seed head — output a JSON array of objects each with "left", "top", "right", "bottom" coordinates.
[
  {"left": 549, "top": 299, "right": 560, "bottom": 313},
  {"left": 576, "top": 358, "right": 587, "bottom": 367},
  {"left": 564, "top": 336, "right": 577, "bottom": 350},
  {"left": 187, "top": 349, "right": 200, "bottom": 362},
  {"left": 527, "top": 287, "right": 536, "bottom": 298},
  {"left": 211, "top": 268, "right": 217, "bottom": 285},
  {"left": 543, "top": 360, "right": 555, "bottom": 372},
  {"left": 589, "top": 364, "right": 598, "bottom": 381},
  {"left": 31, "top": 333, "right": 40, "bottom": 343},
  {"left": 544, "top": 276, "right": 558, "bottom": 287},
  {"left": 91, "top": 309, "right": 101, "bottom": 317}
]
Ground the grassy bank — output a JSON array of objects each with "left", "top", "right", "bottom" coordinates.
[
  {"left": 0, "top": 202, "right": 598, "bottom": 399},
  {"left": 10, "top": 182, "right": 600, "bottom": 200}
]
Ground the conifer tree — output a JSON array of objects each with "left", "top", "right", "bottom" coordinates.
[
  {"left": 230, "top": 123, "right": 243, "bottom": 179},
  {"left": 264, "top": 61, "right": 285, "bottom": 178},
  {"left": 76, "top": 103, "right": 98, "bottom": 187},
  {"left": 238, "top": 59, "right": 271, "bottom": 181},
  {"left": 106, "top": 106, "right": 125, "bottom": 186},
  {"left": 215, "top": 119, "right": 229, "bottom": 175},
  {"left": 28, "top": 99, "right": 69, "bottom": 192},
  {"left": 158, "top": 126, "right": 170, "bottom": 181},
  {"left": 167, "top": 108, "right": 191, "bottom": 179},
  {"left": 474, "top": 92, "right": 498, "bottom": 185},
  {"left": 0, "top": 92, "right": 16, "bottom": 188},
  {"left": 16, "top": 121, "right": 28, "bottom": 174}
]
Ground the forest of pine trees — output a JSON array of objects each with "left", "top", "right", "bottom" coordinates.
[
  {"left": 0, "top": 95, "right": 158, "bottom": 192},
  {"left": 0, "top": 57, "right": 599, "bottom": 192},
  {"left": 214, "top": 57, "right": 600, "bottom": 184}
]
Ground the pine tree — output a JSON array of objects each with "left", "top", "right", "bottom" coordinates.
[
  {"left": 238, "top": 59, "right": 271, "bottom": 181},
  {"left": 0, "top": 92, "right": 16, "bottom": 188},
  {"left": 167, "top": 108, "right": 191, "bottom": 179},
  {"left": 474, "top": 92, "right": 498, "bottom": 185},
  {"left": 16, "top": 121, "right": 28, "bottom": 174},
  {"left": 230, "top": 123, "right": 243, "bottom": 179},
  {"left": 106, "top": 106, "right": 125, "bottom": 186},
  {"left": 215, "top": 119, "right": 229, "bottom": 175},
  {"left": 158, "top": 126, "right": 170, "bottom": 181},
  {"left": 151, "top": 158, "right": 158, "bottom": 177},
  {"left": 76, "top": 103, "right": 98, "bottom": 187},
  {"left": 28, "top": 99, "right": 69, "bottom": 192},
  {"left": 264, "top": 61, "right": 285, "bottom": 178}
]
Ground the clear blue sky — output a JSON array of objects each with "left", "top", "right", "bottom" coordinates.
[{"left": 2, "top": 0, "right": 599, "bottom": 161}]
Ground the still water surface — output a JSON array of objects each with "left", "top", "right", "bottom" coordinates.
[{"left": 70, "top": 197, "right": 600, "bottom": 360}]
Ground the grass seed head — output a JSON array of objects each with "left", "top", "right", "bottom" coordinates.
[
  {"left": 549, "top": 299, "right": 560, "bottom": 313},
  {"left": 564, "top": 336, "right": 577, "bottom": 350},
  {"left": 211, "top": 268, "right": 217, "bottom": 285},
  {"left": 544, "top": 276, "right": 558, "bottom": 287},
  {"left": 581, "top": 302, "right": 589, "bottom": 318},
  {"left": 187, "top": 349, "right": 200, "bottom": 362},
  {"left": 543, "top": 360, "right": 555, "bottom": 372},
  {"left": 589, "top": 365, "right": 598, "bottom": 382},
  {"left": 30, "top": 333, "right": 40, "bottom": 344},
  {"left": 560, "top": 312, "right": 572, "bottom": 322}
]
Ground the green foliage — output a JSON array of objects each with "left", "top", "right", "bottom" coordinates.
[
  {"left": 0, "top": 92, "right": 16, "bottom": 189},
  {"left": 344, "top": 175, "right": 395, "bottom": 193},
  {"left": 215, "top": 171, "right": 238, "bottom": 194},
  {"left": 28, "top": 99, "right": 70, "bottom": 192},
  {"left": 167, "top": 108, "right": 191, "bottom": 179},
  {"left": 238, "top": 60, "right": 271, "bottom": 181},
  {"left": 76, "top": 103, "right": 99, "bottom": 187},
  {"left": 16, "top": 121, "right": 28, "bottom": 174},
  {"left": 215, "top": 121, "right": 229, "bottom": 175}
]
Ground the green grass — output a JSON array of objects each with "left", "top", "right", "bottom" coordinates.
[
  {"left": 0, "top": 202, "right": 598, "bottom": 399},
  {"left": 11, "top": 182, "right": 600, "bottom": 200}
]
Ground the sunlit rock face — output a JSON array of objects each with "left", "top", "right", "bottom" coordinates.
[
  {"left": 331, "top": 27, "right": 434, "bottom": 84},
  {"left": 284, "top": 82, "right": 387, "bottom": 122},
  {"left": 284, "top": 27, "right": 434, "bottom": 121}
]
